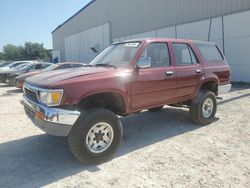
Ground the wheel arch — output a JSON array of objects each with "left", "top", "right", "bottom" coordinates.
[
  {"left": 196, "top": 78, "right": 219, "bottom": 96},
  {"left": 78, "top": 91, "right": 128, "bottom": 115}
]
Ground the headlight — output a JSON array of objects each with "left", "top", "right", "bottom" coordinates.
[{"left": 38, "top": 89, "right": 63, "bottom": 106}]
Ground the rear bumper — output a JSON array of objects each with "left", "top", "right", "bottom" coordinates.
[
  {"left": 23, "top": 96, "right": 80, "bottom": 137},
  {"left": 218, "top": 84, "right": 232, "bottom": 95}
]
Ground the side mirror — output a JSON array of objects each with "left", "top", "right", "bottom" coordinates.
[{"left": 137, "top": 57, "right": 151, "bottom": 69}]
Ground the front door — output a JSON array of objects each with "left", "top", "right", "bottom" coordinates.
[{"left": 131, "top": 42, "right": 177, "bottom": 110}]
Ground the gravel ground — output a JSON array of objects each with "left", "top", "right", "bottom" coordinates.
[{"left": 0, "top": 83, "right": 249, "bottom": 188}]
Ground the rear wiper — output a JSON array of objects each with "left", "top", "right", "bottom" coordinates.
[{"left": 95, "top": 64, "right": 117, "bottom": 69}]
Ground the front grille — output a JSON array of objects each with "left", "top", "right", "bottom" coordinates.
[{"left": 24, "top": 88, "right": 39, "bottom": 103}]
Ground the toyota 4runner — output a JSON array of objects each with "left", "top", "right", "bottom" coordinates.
[{"left": 22, "top": 38, "right": 231, "bottom": 164}]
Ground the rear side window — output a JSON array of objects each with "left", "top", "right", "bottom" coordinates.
[
  {"left": 56, "top": 64, "right": 72, "bottom": 69},
  {"left": 35, "top": 64, "right": 43, "bottom": 69},
  {"left": 42, "top": 63, "right": 52, "bottom": 69},
  {"left": 196, "top": 43, "right": 223, "bottom": 61},
  {"left": 173, "top": 43, "right": 198, "bottom": 65},
  {"left": 71, "top": 64, "right": 84, "bottom": 68}
]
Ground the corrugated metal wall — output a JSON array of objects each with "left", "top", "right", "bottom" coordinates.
[
  {"left": 53, "top": 0, "right": 250, "bottom": 39},
  {"left": 53, "top": 0, "right": 250, "bottom": 61}
]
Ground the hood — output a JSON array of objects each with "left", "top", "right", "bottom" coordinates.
[
  {"left": 16, "top": 70, "right": 42, "bottom": 80},
  {"left": 26, "top": 67, "right": 116, "bottom": 87}
]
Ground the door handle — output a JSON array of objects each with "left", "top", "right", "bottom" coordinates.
[
  {"left": 196, "top": 69, "right": 202, "bottom": 74},
  {"left": 166, "top": 71, "right": 174, "bottom": 76}
]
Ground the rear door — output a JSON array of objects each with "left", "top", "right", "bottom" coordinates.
[
  {"left": 172, "top": 43, "right": 204, "bottom": 99},
  {"left": 195, "top": 43, "right": 231, "bottom": 85},
  {"left": 131, "top": 42, "right": 176, "bottom": 110}
]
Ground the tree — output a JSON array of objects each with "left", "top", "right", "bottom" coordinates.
[
  {"left": 1, "top": 42, "right": 51, "bottom": 61},
  {"left": 0, "top": 52, "right": 4, "bottom": 60},
  {"left": 2, "top": 44, "right": 24, "bottom": 61}
]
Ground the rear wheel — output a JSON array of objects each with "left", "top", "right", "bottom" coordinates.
[
  {"left": 148, "top": 106, "right": 164, "bottom": 112},
  {"left": 189, "top": 90, "right": 217, "bottom": 125},
  {"left": 68, "top": 108, "right": 123, "bottom": 164}
]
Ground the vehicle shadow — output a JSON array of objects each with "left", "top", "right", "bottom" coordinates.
[
  {"left": 6, "top": 88, "right": 23, "bottom": 94},
  {"left": 0, "top": 108, "right": 200, "bottom": 187},
  {"left": 0, "top": 84, "right": 12, "bottom": 88},
  {"left": 218, "top": 93, "right": 250, "bottom": 105},
  {"left": 0, "top": 88, "right": 23, "bottom": 97}
]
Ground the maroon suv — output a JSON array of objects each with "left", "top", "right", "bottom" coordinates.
[{"left": 22, "top": 38, "right": 231, "bottom": 164}]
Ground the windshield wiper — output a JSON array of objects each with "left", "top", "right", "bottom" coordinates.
[{"left": 95, "top": 64, "right": 117, "bottom": 69}]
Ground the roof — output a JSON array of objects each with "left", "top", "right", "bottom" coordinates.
[
  {"left": 52, "top": 0, "right": 96, "bottom": 33},
  {"left": 113, "top": 38, "right": 194, "bottom": 44},
  {"left": 57, "top": 62, "right": 84, "bottom": 65}
]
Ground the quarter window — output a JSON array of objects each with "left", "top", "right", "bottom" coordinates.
[
  {"left": 140, "top": 43, "right": 170, "bottom": 67},
  {"left": 173, "top": 43, "right": 198, "bottom": 65},
  {"left": 196, "top": 43, "right": 223, "bottom": 61},
  {"left": 71, "top": 64, "right": 84, "bottom": 68}
]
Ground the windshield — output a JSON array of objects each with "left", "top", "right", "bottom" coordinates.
[
  {"left": 0, "top": 61, "right": 12, "bottom": 67},
  {"left": 13, "top": 63, "right": 28, "bottom": 70},
  {"left": 18, "top": 64, "right": 31, "bottom": 71},
  {"left": 89, "top": 42, "right": 141, "bottom": 68},
  {"left": 43, "top": 64, "right": 58, "bottom": 71}
]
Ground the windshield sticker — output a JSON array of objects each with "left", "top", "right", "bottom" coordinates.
[{"left": 124, "top": 43, "right": 140, "bottom": 48}]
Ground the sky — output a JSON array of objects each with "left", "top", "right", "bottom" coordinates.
[{"left": 0, "top": 0, "right": 91, "bottom": 51}]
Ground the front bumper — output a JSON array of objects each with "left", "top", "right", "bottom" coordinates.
[
  {"left": 218, "top": 84, "right": 232, "bottom": 95},
  {"left": 23, "top": 96, "right": 80, "bottom": 137}
]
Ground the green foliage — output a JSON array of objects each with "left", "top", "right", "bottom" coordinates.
[
  {"left": 0, "top": 42, "right": 51, "bottom": 61},
  {"left": 0, "top": 52, "right": 4, "bottom": 60}
]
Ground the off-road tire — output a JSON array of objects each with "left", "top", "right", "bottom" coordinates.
[
  {"left": 68, "top": 108, "right": 123, "bottom": 164},
  {"left": 189, "top": 90, "right": 217, "bottom": 125}
]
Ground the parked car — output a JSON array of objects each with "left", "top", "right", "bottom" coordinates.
[
  {"left": 15, "top": 62, "right": 84, "bottom": 88},
  {"left": 0, "top": 61, "right": 13, "bottom": 67},
  {"left": 22, "top": 38, "right": 231, "bottom": 164},
  {"left": 0, "top": 62, "right": 34, "bottom": 83},
  {"left": 0, "top": 60, "right": 36, "bottom": 72},
  {"left": 6, "top": 62, "right": 53, "bottom": 86}
]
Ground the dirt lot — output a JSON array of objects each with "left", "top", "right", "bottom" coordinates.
[{"left": 0, "top": 83, "right": 249, "bottom": 188}]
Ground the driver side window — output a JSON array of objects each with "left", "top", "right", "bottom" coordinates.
[{"left": 140, "top": 43, "right": 170, "bottom": 68}]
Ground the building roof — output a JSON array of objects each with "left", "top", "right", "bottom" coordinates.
[{"left": 51, "top": 0, "right": 96, "bottom": 33}]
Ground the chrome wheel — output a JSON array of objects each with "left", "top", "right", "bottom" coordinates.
[
  {"left": 202, "top": 98, "right": 214, "bottom": 118},
  {"left": 86, "top": 122, "right": 114, "bottom": 154}
]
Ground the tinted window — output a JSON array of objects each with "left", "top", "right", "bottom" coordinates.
[
  {"left": 71, "top": 64, "right": 84, "bottom": 68},
  {"left": 27, "top": 65, "right": 36, "bottom": 71},
  {"left": 140, "top": 43, "right": 170, "bottom": 67},
  {"left": 196, "top": 43, "right": 223, "bottom": 61},
  {"left": 35, "top": 64, "right": 43, "bottom": 69},
  {"left": 56, "top": 64, "right": 71, "bottom": 69},
  {"left": 10, "top": 62, "right": 24, "bottom": 68},
  {"left": 173, "top": 43, "right": 198, "bottom": 65},
  {"left": 42, "top": 63, "right": 52, "bottom": 69}
]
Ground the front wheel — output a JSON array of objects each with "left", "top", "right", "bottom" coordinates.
[
  {"left": 189, "top": 90, "right": 217, "bottom": 125},
  {"left": 68, "top": 108, "right": 123, "bottom": 164}
]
